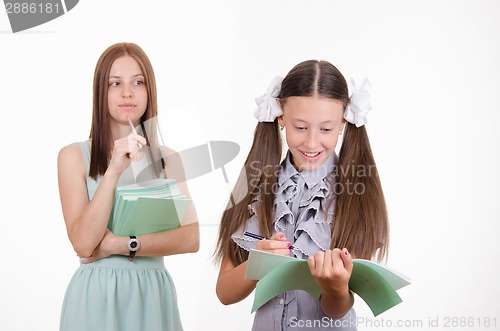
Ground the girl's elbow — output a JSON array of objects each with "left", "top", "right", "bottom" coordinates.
[
  {"left": 187, "top": 223, "right": 200, "bottom": 252},
  {"left": 72, "top": 243, "right": 93, "bottom": 259},
  {"left": 68, "top": 228, "right": 94, "bottom": 258},
  {"left": 189, "top": 238, "right": 200, "bottom": 253},
  {"left": 215, "top": 287, "right": 233, "bottom": 306}
]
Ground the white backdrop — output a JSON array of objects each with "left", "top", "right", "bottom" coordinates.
[{"left": 1, "top": 1, "right": 500, "bottom": 330}]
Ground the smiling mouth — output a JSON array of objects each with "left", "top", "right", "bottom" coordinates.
[{"left": 301, "top": 151, "right": 321, "bottom": 157}]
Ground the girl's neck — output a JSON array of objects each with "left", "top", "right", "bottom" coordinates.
[{"left": 110, "top": 122, "right": 133, "bottom": 142}]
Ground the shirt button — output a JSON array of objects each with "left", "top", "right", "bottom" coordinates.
[{"left": 279, "top": 299, "right": 284, "bottom": 305}]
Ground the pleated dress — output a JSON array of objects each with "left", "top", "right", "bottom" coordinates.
[{"left": 60, "top": 140, "right": 183, "bottom": 331}]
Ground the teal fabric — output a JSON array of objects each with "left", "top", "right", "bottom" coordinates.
[{"left": 60, "top": 140, "right": 183, "bottom": 331}]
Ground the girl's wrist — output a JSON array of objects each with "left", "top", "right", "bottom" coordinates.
[
  {"left": 321, "top": 289, "right": 354, "bottom": 319},
  {"left": 323, "top": 286, "right": 350, "bottom": 302},
  {"left": 103, "top": 233, "right": 129, "bottom": 256},
  {"left": 114, "top": 236, "right": 130, "bottom": 256},
  {"left": 104, "top": 167, "right": 122, "bottom": 180}
]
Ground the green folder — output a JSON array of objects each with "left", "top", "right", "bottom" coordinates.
[
  {"left": 245, "top": 249, "right": 411, "bottom": 316},
  {"left": 110, "top": 179, "right": 191, "bottom": 236}
]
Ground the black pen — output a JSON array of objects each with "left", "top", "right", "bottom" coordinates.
[
  {"left": 243, "top": 231, "right": 268, "bottom": 240},
  {"left": 243, "top": 231, "right": 295, "bottom": 250}
]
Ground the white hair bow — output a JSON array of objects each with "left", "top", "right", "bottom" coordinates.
[
  {"left": 344, "top": 78, "right": 372, "bottom": 128},
  {"left": 254, "top": 76, "right": 284, "bottom": 122}
]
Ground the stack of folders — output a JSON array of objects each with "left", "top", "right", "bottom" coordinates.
[{"left": 110, "top": 178, "right": 192, "bottom": 236}]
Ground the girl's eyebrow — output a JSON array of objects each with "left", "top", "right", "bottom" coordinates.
[
  {"left": 108, "top": 73, "right": 144, "bottom": 79},
  {"left": 292, "top": 118, "right": 338, "bottom": 124}
]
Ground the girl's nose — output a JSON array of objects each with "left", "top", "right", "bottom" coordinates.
[
  {"left": 122, "top": 84, "right": 133, "bottom": 98},
  {"left": 304, "top": 130, "right": 318, "bottom": 149}
]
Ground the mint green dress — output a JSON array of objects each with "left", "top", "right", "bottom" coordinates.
[{"left": 60, "top": 140, "right": 183, "bottom": 331}]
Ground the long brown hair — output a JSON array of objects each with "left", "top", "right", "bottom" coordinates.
[
  {"left": 89, "top": 42, "right": 162, "bottom": 179},
  {"left": 215, "top": 60, "right": 388, "bottom": 265}
]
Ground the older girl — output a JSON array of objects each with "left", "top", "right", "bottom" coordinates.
[{"left": 58, "top": 42, "right": 199, "bottom": 331}]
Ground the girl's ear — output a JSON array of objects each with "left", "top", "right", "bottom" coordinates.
[
  {"left": 277, "top": 99, "right": 284, "bottom": 127},
  {"left": 340, "top": 118, "right": 346, "bottom": 133},
  {"left": 278, "top": 115, "right": 284, "bottom": 128}
]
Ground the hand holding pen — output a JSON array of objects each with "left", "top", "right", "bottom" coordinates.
[{"left": 244, "top": 231, "right": 295, "bottom": 256}]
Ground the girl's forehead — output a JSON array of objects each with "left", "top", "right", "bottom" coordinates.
[
  {"left": 283, "top": 96, "right": 344, "bottom": 121},
  {"left": 110, "top": 55, "right": 143, "bottom": 75}
]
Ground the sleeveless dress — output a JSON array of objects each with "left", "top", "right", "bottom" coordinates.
[
  {"left": 232, "top": 151, "right": 357, "bottom": 331},
  {"left": 60, "top": 140, "right": 183, "bottom": 331}
]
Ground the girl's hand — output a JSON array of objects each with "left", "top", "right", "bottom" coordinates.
[
  {"left": 307, "top": 248, "right": 353, "bottom": 297},
  {"left": 81, "top": 229, "right": 118, "bottom": 264},
  {"left": 255, "top": 232, "right": 291, "bottom": 256},
  {"left": 107, "top": 134, "right": 147, "bottom": 175}
]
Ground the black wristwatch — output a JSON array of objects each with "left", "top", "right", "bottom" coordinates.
[{"left": 127, "top": 236, "right": 141, "bottom": 262}]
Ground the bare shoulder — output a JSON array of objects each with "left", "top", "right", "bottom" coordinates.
[
  {"left": 159, "top": 145, "right": 178, "bottom": 157},
  {"left": 58, "top": 142, "right": 85, "bottom": 176},
  {"left": 159, "top": 145, "right": 189, "bottom": 190},
  {"left": 159, "top": 145, "right": 183, "bottom": 170}
]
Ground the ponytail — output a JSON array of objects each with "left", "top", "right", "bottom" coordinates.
[
  {"left": 215, "top": 120, "right": 282, "bottom": 266},
  {"left": 331, "top": 122, "right": 389, "bottom": 261},
  {"left": 216, "top": 59, "right": 389, "bottom": 265}
]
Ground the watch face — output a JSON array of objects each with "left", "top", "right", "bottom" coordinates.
[{"left": 127, "top": 238, "right": 140, "bottom": 251}]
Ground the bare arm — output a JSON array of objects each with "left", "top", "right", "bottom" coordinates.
[
  {"left": 216, "top": 232, "right": 291, "bottom": 305},
  {"left": 216, "top": 257, "right": 257, "bottom": 305},
  {"left": 58, "top": 135, "right": 146, "bottom": 258},
  {"left": 82, "top": 222, "right": 199, "bottom": 263},
  {"left": 58, "top": 143, "right": 120, "bottom": 257},
  {"left": 80, "top": 144, "right": 200, "bottom": 263}
]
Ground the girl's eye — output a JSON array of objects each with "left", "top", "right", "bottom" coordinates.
[
  {"left": 295, "top": 126, "right": 306, "bottom": 131},
  {"left": 321, "top": 128, "right": 333, "bottom": 132},
  {"left": 109, "top": 81, "right": 119, "bottom": 86},
  {"left": 134, "top": 80, "right": 144, "bottom": 85}
]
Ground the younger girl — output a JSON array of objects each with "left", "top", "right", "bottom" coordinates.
[
  {"left": 58, "top": 42, "right": 199, "bottom": 330},
  {"left": 215, "top": 60, "right": 388, "bottom": 330}
]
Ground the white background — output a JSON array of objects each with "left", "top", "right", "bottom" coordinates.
[{"left": 1, "top": 1, "right": 500, "bottom": 330}]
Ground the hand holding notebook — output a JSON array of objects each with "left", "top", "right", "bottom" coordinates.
[{"left": 245, "top": 249, "right": 411, "bottom": 316}]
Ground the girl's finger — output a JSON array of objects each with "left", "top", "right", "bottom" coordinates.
[
  {"left": 313, "top": 251, "right": 325, "bottom": 271},
  {"left": 307, "top": 255, "right": 316, "bottom": 271},
  {"left": 340, "top": 248, "right": 353, "bottom": 273},
  {"left": 259, "top": 239, "right": 289, "bottom": 250},
  {"left": 128, "top": 134, "right": 147, "bottom": 149},
  {"left": 330, "top": 248, "right": 345, "bottom": 274},
  {"left": 269, "top": 232, "right": 286, "bottom": 241},
  {"left": 324, "top": 249, "right": 333, "bottom": 270}
]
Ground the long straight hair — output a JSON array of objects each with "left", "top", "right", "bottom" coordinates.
[
  {"left": 215, "top": 60, "right": 388, "bottom": 265},
  {"left": 89, "top": 42, "right": 162, "bottom": 179}
]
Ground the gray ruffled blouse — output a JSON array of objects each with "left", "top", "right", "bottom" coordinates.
[{"left": 232, "top": 151, "right": 357, "bottom": 331}]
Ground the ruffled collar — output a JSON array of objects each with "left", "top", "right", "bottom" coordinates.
[{"left": 232, "top": 151, "right": 337, "bottom": 259}]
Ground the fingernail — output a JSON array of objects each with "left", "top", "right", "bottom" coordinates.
[
  {"left": 287, "top": 243, "right": 293, "bottom": 250},
  {"left": 344, "top": 248, "right": 349, "bottom": 256},
  {"left": 280, "top": 234, "right": 285, "bottom": 239}
]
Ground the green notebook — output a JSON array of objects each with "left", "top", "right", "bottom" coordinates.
[
  {"left": 110, "top": 179, "right": 192, "bottom": 236},
  {"left": 245, "top": 249, "right": 411, "bottom": 316}
]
